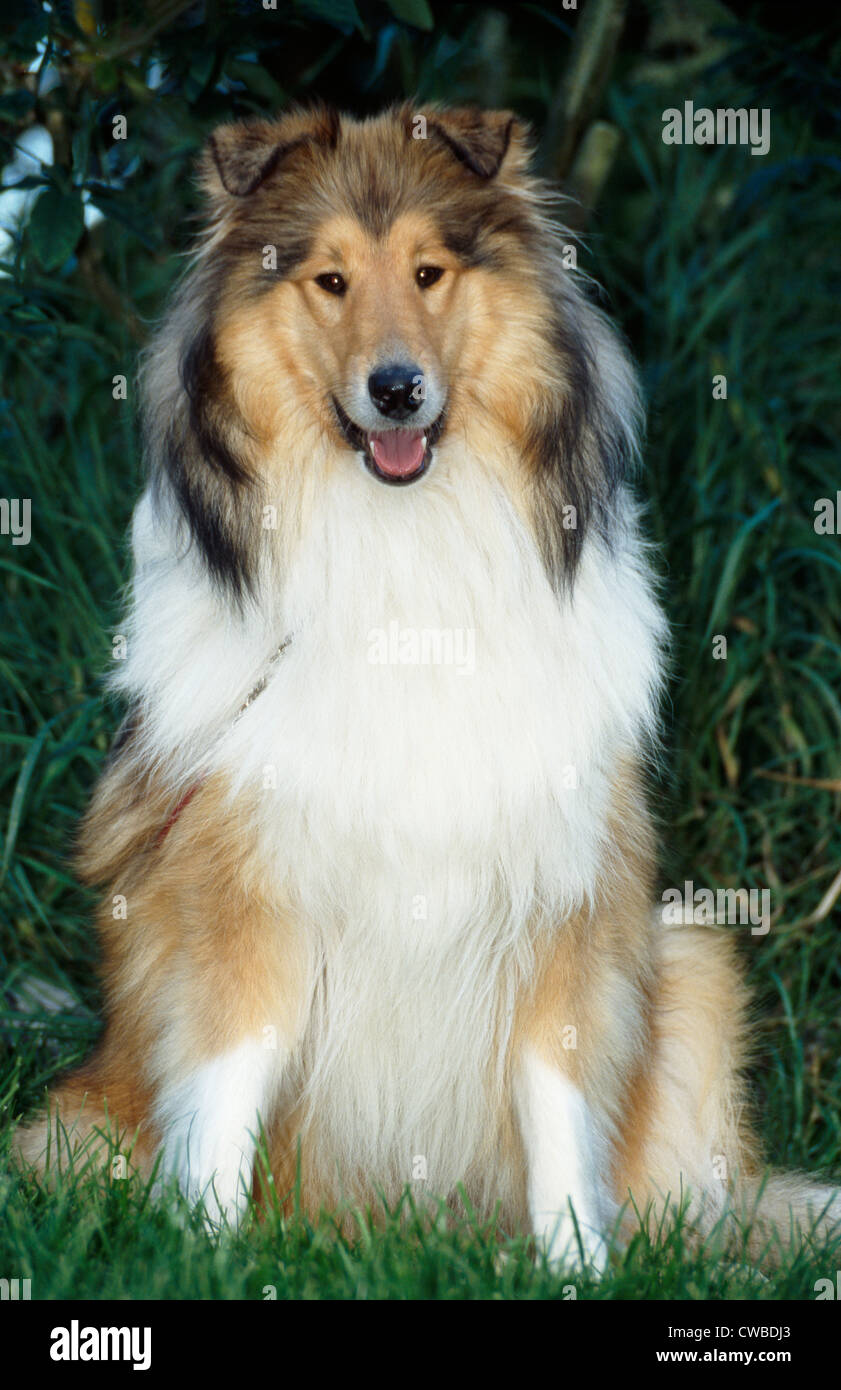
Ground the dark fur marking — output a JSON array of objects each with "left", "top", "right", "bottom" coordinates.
[
  {"left": 439, "top": 218, "right": 507, "bottom": 270},
  {"left": 528, "top": 312, "right": 630, "bottom": 587},
  {"left": 349, "top": 169, "right": 404, "bottom": 239},
  {"left": 246, "top": 238, "right": 313, "bottom": 294},
  {"left": 163, "top": 424, "right": 256, "bottom": 601},
  {"left": 180, "top": 327, "right": 249, "bottom": 485},
  {"left": 149, "top": 325, "right": 258, "bottom": 600}
]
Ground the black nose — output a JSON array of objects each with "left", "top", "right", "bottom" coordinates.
[{"left": 367, "top": 363, "right": 424, "bottom": 420}]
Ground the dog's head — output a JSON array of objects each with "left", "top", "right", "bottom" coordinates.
[{"left": 143, "top": 104, "right": 640, "bottom": 597}]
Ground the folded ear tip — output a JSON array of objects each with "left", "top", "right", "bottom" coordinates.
[
  {"left": 202, "top": 109, "right": 340, "bottom": 200},
  {"left": 427, "top": 106, "right": 526, "bottom": 180},
  {"left": 205, "top": 132, "right": 266, "bottom": 198}
]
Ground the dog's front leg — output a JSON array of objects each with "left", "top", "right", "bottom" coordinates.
[
  {"left": 154, "top": 1035, "right": 283, "bottom": 1228},
  {"left": 133, "top": 810, "right": 311, "bottom": 1229},
  {"left": 515, "top": 1046, "right": 610, "bottom": 1272}
]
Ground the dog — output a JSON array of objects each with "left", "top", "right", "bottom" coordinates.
[{"left": 14, "top": 103, "right": 840, "bottom": 1267}]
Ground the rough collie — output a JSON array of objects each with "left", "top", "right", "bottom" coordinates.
[{"left": 15, "top": 103, "right": 839, "bottom": 1266}]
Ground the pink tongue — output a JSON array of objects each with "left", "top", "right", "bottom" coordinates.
[{"left": 369, "top": 429, "right": 426, "bottom": 477}]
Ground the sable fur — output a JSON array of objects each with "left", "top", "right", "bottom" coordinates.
[{"left": 14, "top": 104, "right": 840, "bottom": 1261}]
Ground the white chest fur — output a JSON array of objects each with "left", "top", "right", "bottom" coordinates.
[
  {"left": 225, "top": 461, "right": 661, "bottom": 909},
  {"left": 118, "top": 452, "right": 664, "bottom": 1195}
]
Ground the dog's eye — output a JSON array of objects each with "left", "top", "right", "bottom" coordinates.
[
  {"left": 416, "top": 266, "right": 444, "bottom": 289},
  {"left": 315, "top": 272, "right": 347, "bottom": 297}
]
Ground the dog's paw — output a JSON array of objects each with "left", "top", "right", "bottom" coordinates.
[
  {"left": 190, "top": 1170, "right": 250, "bottom": 1232},
  {"left": 155, "top": 1131, "right": 254, "bottom": 1232},
  {"left": 539, "top": 1217, "right": 609, "bottom": 1276},
  {"left": 180, "top": 1153, "right": 257, "bottom": 1232}
]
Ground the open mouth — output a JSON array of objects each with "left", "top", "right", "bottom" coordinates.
[{"left": 332, "top": 398, "right": 446, "bottom": 486}]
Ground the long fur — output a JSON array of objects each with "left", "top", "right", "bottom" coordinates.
[{"left": 14, "top": 103, "right": 840, "bottom": 1260}]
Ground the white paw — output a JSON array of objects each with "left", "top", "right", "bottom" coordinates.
[
  {"left": 183, "top": 1163, "right": 252, "bottom": 1231},
  {"left": 155, "top": 1129, "right": 255, "bottom": 1231},
  {"left": 167, "top": 1134, "right": 257, "bottom": 1230},
  {"left": 152, "top": 1038, "right": 277, "bottom": 1231},
  {"left": 540, "top": 1213, "right": 609, "bottom": 1275}
]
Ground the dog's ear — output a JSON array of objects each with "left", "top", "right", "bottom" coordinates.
[
  {"left": 425, "top": 106, "right": 523, "bottom": 179},
  {"left": 203, "top": 106, "right": 340, "bottom": 198}
]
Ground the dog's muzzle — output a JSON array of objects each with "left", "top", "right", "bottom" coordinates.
[{"left": 332, "top": 396, "right": 447, "bottom": 486}]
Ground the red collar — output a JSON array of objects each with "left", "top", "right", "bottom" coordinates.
[{"left": 154, "top": 779, "right": 205, "bottom": 847}]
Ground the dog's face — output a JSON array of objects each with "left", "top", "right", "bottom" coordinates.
[
  {"left": 267, "top": 208, "right": 461, "bottom": 485},
  {"left": 196, "top": 104, "right": 555, "bottom": 489},
  {"left": 145, "top": 104, "right": 639, "bottom": 596}
]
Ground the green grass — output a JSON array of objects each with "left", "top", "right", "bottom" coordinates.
[
  {"left": 2, "top": 55, "right": 841, "bottom": 1299},
  {"left": 2, "top": 1145, "right": 839, "bottom": 1301}
]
